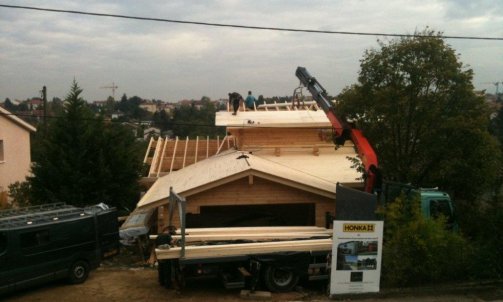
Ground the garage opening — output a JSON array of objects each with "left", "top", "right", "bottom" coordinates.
[{"left": 186, "top": 203, "right": 315, "bottom": 228}]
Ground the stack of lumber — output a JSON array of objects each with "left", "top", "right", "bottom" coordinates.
[{"left": 154, "top": 226, "right": 333, "bottom": 260}]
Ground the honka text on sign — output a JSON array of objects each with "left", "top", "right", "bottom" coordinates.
[{"left": 343, "top": 223, "right": 375, "bottom": 232}]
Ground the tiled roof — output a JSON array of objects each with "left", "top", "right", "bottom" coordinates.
[{"left": 0, "top": 107, "right": 36, "bottom": 132}]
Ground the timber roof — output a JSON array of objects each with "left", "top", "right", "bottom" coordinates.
[
  {"left": 137, "top": 147, "right": 360, "bottom": 210},
  {"left": 215, "top": 110, "right": 331, "bottom": 128},
  {"left": 0, "top": 106, "right": 37, "bottom": 132}
]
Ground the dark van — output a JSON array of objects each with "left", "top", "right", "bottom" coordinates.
[{"left": 0, "top": 202, "right": 119, "bottom": 295}]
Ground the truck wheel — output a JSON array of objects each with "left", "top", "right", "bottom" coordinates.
[
  {"left": 262, "top": 265, "right": 299, "bottom": 292},
  {"left": 68, "top": 260, "right": 90, "bottom": 284}
]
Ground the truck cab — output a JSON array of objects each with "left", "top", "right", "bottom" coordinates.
[
  {"left": 335, "top": 181, "right": 457, "bottom": 230},
  {"left": 383, "top": 182, "right": 457, "bottom": 229},
  {"left": 418, "top": 189, "right": 456, "bottom": 227}
]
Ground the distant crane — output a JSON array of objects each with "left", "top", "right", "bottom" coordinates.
[{"left": 100, "top": 82, "right": 118, "bottom": 99}]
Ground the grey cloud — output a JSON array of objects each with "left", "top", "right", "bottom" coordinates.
[
  {"left": 0, "top": 0, "right": 501, "bottom": 102},
  {"left": 444, "top": 0, "right": 503, "bottom": 19}
]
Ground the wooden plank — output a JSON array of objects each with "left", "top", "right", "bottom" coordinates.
[
  {"left": 148, "top": 138, "right": 163, "bottom": 177},
  {"left": 195, "top": 136, "right": 199, "bottom": 163},
  {"left": 156, "top": 137, "right": 169, "bottom": 177},
  {"left": 175, "top": 232, "right": 331, "bottom": 242},
  {"left": 150, "top": 231, "right": 332, "bottom": 242},
  {"left": 216, "top": 135, "right": 230, "bottom": 154},
  {"left": 176, "top": 226, "right": 328, "bottom": 234},
  {"left": 169, "top": 137, "right": 179, "bottom": 173},
  {"left": 150, "top": 226, "right": 330, "bottom": 239},
  {"left": 143, "top": 136, "right": 154, "bottom": 163},
  {"left": 182, "top": 136, "right": 189, "bottom": 168},
  {"left": 155, "top": 238, "right": 332, "bottom": 260}
]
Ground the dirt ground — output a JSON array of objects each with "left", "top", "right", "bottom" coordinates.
[
  {"left": 4, "top": 266, "right": 503, "bottom": 302},
  {"left": 3, "top": 248, "right": 503, "bottom": 302}
]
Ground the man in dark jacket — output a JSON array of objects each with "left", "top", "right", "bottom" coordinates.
[{"left": 228, "top": 92, "right": 243, "bottom": 115}]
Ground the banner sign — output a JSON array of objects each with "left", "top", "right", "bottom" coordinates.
[{"left": 330, "top": 221, "right": 383, "bottom": 295}]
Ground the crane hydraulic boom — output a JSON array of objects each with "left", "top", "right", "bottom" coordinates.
[{"left": 295, "top": 66, "right": 379, "bottom": 193}]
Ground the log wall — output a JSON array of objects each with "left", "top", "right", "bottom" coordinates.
[
  {"left": 159, "top": 177, "right": 335, "bottom": 230},
  {"left": 228, "top": 128, "right": 332, "bottom": 149}
]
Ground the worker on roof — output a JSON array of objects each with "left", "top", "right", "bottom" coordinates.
[
  {"left": 245, "top": 91, "right": 256, "bottom": 110},
  {"left": 228, "top": 92, "right": 243, "bottom": 115}
]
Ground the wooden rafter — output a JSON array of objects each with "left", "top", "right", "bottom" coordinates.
[
  {"left": 148, "top": 137, "right": 163, "bottom": 177},
  {"left": 143, "top": 137, "right": 154, "bottom": 163},
  {"left": 182, "top": 136, "right": 189, "bottom": 168},
  {"left": 169, "top": 137, "right": 179, "bottom": 173},
  {"left": 156, "top": 137, "right": 169, "bottom": 177},
  {"left": 195, "top": 136, "right": 199, "bottom": 163},
  {"left": 206, "top": 136, "right": 210, "bottom": 159}
]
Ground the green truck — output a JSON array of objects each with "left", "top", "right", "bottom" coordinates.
[
  {"left": 0, "top": 202, "right": 120, "bottom": 295},
  {"left": 382, "top": 181, "right": 457, "bottom": 228},
  {"left": 335, "top": 182, "right": 456, "bottom": 229}
]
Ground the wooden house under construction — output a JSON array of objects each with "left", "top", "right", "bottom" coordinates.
[{"left": 133, "top": 101, "right": 362, "bottom": 232}]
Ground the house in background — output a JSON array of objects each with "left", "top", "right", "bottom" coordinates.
[
  {"left": 0, "top": 107, "right": 36, "bottom": 206},
  {"left": 139, "top": 100, "right": 158, "bottom": 113},
  {"left": 143, "top": 127, "right": 161, "bottom": 140}
]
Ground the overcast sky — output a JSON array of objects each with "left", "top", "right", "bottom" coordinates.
[{"left": 0, "top": 0, "right": 502, "bottom": 103}]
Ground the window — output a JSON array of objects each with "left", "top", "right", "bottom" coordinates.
[
  {"left": 20, "top": 230, "right": 50, "bottom": 248},
  {"left": 430, "top": 199, "right": 454, "bottom": 223},
  {"left": 0, "top": 140, "right": 4, "bottom": 162}
]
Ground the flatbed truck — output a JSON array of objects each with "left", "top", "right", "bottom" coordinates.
[{"left": 154, "top": 188, "right": 333, "bottom": 292}]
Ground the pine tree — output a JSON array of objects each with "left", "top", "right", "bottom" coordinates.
[{"left": 29, "top": 81, "right": 142, "bottom": 210}]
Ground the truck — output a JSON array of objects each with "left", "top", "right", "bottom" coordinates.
[
  {"left": 0, "top": 202, "right": 120, "bottom": 295},
  {"left": 155, "top": 188, "right": 333, "bottom": 293}
]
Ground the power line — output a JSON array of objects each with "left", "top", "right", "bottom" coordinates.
[
  {"left": 1, "top": 4, "right": 502, "bottom": 41},
  {"left": 1, "top": 111, "right": 217, "bottom": 127}
]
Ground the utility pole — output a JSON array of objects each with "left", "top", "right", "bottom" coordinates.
[
  {"left": 495, "top": 82, "right": 501, "bottom": 96},
  {"left": 482, "top": 81, "right": 502, "bottom": 95},
  {"left": 100, "top": 82, "right": 118, "bottom": 100},
  {"left": 41, "top": 86, "right": 47, "bottom": 124}
]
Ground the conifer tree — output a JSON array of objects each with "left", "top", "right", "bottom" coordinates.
[{"left": 29, "top": 81, "right": 142, "bottom": 210}]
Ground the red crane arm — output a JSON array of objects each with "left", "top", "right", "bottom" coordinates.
[{"left": 296, "top": 66, "right": 379, "bottom": 193}]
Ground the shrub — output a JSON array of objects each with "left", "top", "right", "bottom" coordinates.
[
  {"left": 7, "top": 181, "right": 31, "bottom": 208},
  {"left": 461, "top": 198, "right": 503, "bottom": 279},
  {"left": 381, "top": 195, "right": 472, "bottom": 286}
]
